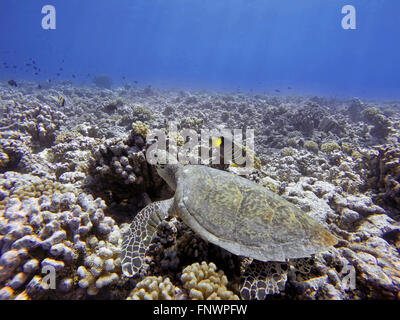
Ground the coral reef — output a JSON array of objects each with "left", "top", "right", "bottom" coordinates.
[
  {"left": 0, "top": 174, "right": 127, "bottom": 299},
  {"left": 0, "top": 81, "right": 399, "bottom": 301}
]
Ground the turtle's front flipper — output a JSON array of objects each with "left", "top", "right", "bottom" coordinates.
[
  {"left": 121, "top": 198, "right": 174, "bottom": 277},
  {"left": 240, "top": 259, "right": 289, "bottom": 300}
]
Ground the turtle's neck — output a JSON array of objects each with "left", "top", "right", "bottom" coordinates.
[{"left": 157, "top": 163, "right": 181, "bottom": 190}]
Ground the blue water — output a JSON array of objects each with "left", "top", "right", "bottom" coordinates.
[{"left": 0, "top": 0, "right": 399, "bottom": 98}]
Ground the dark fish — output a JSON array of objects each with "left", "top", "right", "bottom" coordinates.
[
  {"left": 72, "top": 74, "right": 76, "bottom": 78},
  {"left": 34, "top": 72, "right": 38, "bottom": 75},
  {"left": 25, "top": 63, "right": 31, "bottom": 66},
  {"left": 47, "top": 79, "right": 51, "bottom": 83},
  {"left": 37, "top": 84, "right": 42, "bottom": 89},
  {"left": 56, "top": 73, "right": 60, "bottom": 76},
  {"left": 59, "top": 67, "right": 63, "bottom": 71},
  {"left": 275, "top": 89, "right": 280, "bottom": 93},
  {"left": 12, "top": 65, "right": 16, "bottom": 69},
  {"left": 122, "top": 76, "right": 126, "bottom": 80},
  {"left": 58, "top": 95, "right": 65, "bottom": 107},
  {"left": 288, "top": 86, "right": 292, "bottom": 90},
  {"left": 133, "top": 80, "right": 138, "bottom": 84},
  {"left": 7, "top": 80, "right": 17, "bottom": 87},
  {"left": 32, "top": 60, "right": 36, "bottom": 65}
]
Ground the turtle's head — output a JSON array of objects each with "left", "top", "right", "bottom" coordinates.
[
  {"left": 154, "top": 150, "right": 182, "bottom": 190},
  {"left": 156, "top": 163, "right": 181, "bottom": 190}
]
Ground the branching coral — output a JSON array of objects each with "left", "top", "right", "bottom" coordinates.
[
  {"left": 132, "top": 106, "right": 154, "bottom": 123},
  {"left": 320, "top": 141, "right": 340, "bottom": 153},
  {"left": 131, "top": 121, "right": 149, "bottom": 139},
  {"left": 304, "top": 140, "right": 319, "bottom": 153}
]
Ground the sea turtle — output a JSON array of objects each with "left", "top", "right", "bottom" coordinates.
[{"left": 121, "top": 160, "right": 338, "bottom": 299}]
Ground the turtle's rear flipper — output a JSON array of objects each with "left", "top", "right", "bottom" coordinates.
[
  {"left": 121, "top": 198, "right": 174, "bottom": 277},
  {"left": 289, "top": 257, "right": 315, "bottom": 281},
  {"left": 240, "top": 260, "right": 289, "bottom": 300}
]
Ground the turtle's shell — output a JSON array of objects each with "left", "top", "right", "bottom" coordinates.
[{"left": 174, "top": 165, "right": 337, "bottom": 262}]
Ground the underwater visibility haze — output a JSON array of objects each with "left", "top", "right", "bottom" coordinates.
[
  {"left": 1, "top": 0, "right": 400, "bottom": 97},
  {"left": 0, "top": 0, "right": 400, "bottom": 301}
]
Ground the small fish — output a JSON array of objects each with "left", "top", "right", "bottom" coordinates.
[
  {"left": 37, "top": 84, "right": 42, "bottom": 89},
  {"left": 211, "top": 136, "right": 256, "bottom": 168},
  {"left": 56, "top": 73, "right": 60, "bottom": 76},
  {"left": 72, "top": 74, "right": 76, "bottom": 78},
  {"left": 47, "top": 79, "right": 51, "bottom": 83},
  {"left": 32, "top": 60, "right": 36, "bottom": 65},
  {"left": 122, "top": 76, "right": 126, "bottom": 80},
  {"left": 25, "top": 63, "right": 31, "bottom": 66},
  {"left": 12, "top": 65, "right": 16, "bottom": 69},
  {"left": 58, "top": 95, "right": 65, "bottom": 107},
  {"left": 59, "top": 67, "right": 63, "bottom": 71},
  {"left": 288, "top": 86, "right": 292, "bottom": 90},
  {"left": 7, "top": 80, "right": 17, "bottom": 87},
  {"left": 133, "top": 80, "right": 138, "bottom": 84},
  {"left": 275, "top": 89, "right": 280, "bottom": 93},
  {"left": 34, "top": 72, "right": 38, "bottom": 75},
  {"left": 33, "top": 66, "right": 37, "bottom": 70}
]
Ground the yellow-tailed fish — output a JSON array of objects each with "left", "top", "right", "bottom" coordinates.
[
  {"left": 58, "top": 95, "right": 65, "bottom": 107},
  {"left": 211, "top": 136, "right": 255, "bottom": 168}
]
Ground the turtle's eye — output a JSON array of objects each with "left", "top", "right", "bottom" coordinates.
[{"left": 156, "top": 162, "right": 166, "bottom": 170}]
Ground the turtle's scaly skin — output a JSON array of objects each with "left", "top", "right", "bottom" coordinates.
[{"left": 174, "top": 165, "right": 337, "bottom": 262}]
